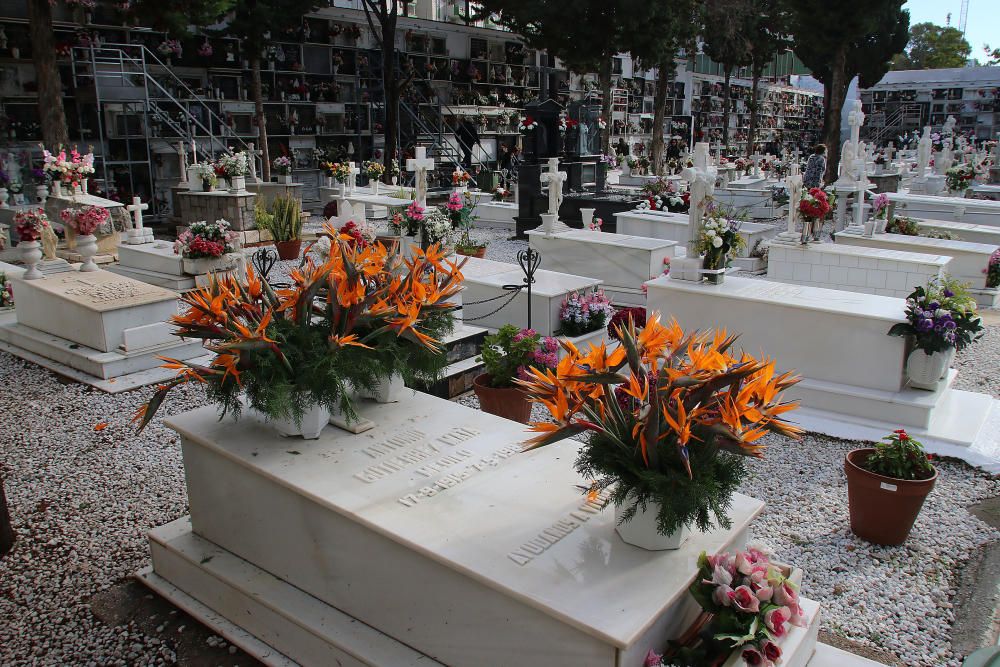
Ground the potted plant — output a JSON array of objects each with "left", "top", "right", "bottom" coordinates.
[
  {"left": 697, "top": 201, "right": 744, "bottom": 285},
  {"left": 986, "top": 249, "right": 1000, "bottom": 289},
  {"left": 58, "top": 205, "right": 109, "bottom": 272},
  {"left": 644, "top": 548, "right": 808, "bottom": 666},
  {"left": 258, "top": 195, "right": 304, "bottom": 260},
  {"left": 13, "top": 208, "right": 50, "bottom": 280},
  {"left": 447, "top": 192, "right": 486, "bottom": 258},
  {"left": 556, "top": 289, "right": 615, "bottom": 356},
  {"left": 420, "top": 207, "right": 452, "bottom": 252},
  {"left": 272, "top": 155, "right": 293, "bottom": 184},
  {"left": 474, "top": 325, "right": 556, "bottom": 424},
  {"left": 216, "top": 151, "right": 250, "bottom": 192},
  {"left": 870, "top": 192, "right": 890, "bottom": 234},
  {"left": 134, "top": 235, "right": 464, "bottom": 439},
  {"left": 845, "top": 429, "right": 937, "bottom": 545},
  {"left": 363, "top": 160, "right": 384, "bottom": 194},
  {"left": 888, "top": 278, "right": 983, "bottom": 390},
  {"left": 451, "top": 167, "right": 473, "bottom": 192},
  {"left": 945, "top": 163, "right": 975, "bottom": 196},
  {"left": 517, "top": 314, "right": 803, "bottom": 550},
  {"left": 174, "top": 219, "right": 240, "bottom": 275}
]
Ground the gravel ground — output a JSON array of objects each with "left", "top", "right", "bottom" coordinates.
[{"left": 1, "top": 231, "right": 999, "bottom": 665}]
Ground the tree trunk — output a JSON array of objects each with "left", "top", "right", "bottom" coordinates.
[
  {"left": 251, "top": 57, "right": 270, "bottom": 181},
  {"left": 599, "top": 58, "right": 613, "bottom": 154},
  {"left": 0, "top": 474, "right": 14, "bottom": 559},
  {"left": 651, "top": 59, "right": 672, "bottom": 176},
  {"left": 823, "top": 46, "right": 849, "bottom": 184},
  {"left": 28, "top": 0, "right": 69, "bottom": 147},
  {"left": 721, "top": 68, "right": 732, "bottom": 155},
  {"left": 747, "top": 70, "right": 761, "bottom": 159},
  {"left": 381, "top": 16, "right": 398, "bottom": 177}
]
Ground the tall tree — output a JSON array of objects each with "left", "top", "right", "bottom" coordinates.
[
  {"left": 700, "top": 0, "right": 753, "bottom": 154},
  {"left": 361, "top": 0, "right": 411, "bottom": 177},
  {"left": 213, "top": 0, "right": 319, "bottom": 180},
  {"left": 628, "top": 0, "right": 701, "bottom": 173},
  {"left": 475, "top": 0, "right": 635, "bottom": 153},
  {"left": 891, "top": 22, "right": 971, "bottom": 70},
  {"left": 786, "top": 0, "right": 909, "bottom": 182},
  {"left": 27, "top": 0, "right": 69, "bottom": 148},
  {"left": 744, "top": 0, "right": 790, "bottom": 158}
]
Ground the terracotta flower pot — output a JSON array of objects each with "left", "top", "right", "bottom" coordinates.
[
  {"left": 473, "top": 373, "right": 532, "bottom": 424},
  {"left": 457, "top": 246, "right": 487, "bottom": 259},
  {"left": 844, "top": 448, "right": 937, "bottom": 546},
  {"left": 274, "top": 239, "right": 302, "bottom": 261}
]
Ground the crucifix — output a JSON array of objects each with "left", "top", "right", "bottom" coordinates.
[
  {"left": 774, "top": 162, "right": 802, "bottom": 246},
  {"left": 247, "top": 142, "right": 262, "bottom": 183},
  {"left": 885, "top": 142, "right": 895, "bottom": 166},
  {"left": 538, "top": 157, "right": 569, "bottom": 235},
  {"left": 345, "top": 161, "right": 360, "bottom": 196},
  {"left": 681, "top": 142, "right": 717, "bottom": 249},
  {"left": 751, "top": 153, "right": 762, "bottom": 178},
  {"left": 125, "top": 196, "right": 154, "bottom": 245},
  {"left": 406, "top": 147, "right": 435, "bottom": 207}
]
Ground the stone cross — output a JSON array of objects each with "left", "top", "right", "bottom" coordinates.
[
  {"left": 177, "top": 142, "right": 188, "bottom": 184},
  {"left": 751, "top": 153, "right": 762, "bottom": 178},
  {"left": 539, "top": 157, "right": 567, "bottom": 217},
  {"left": 784, "top": 162, "right": 802, "bottom": 239},
  {"left": 885, "top": 142, "right": 895, "bottom": 166},
  {"left": 125, "top": 196, "right": 154, "bottom": 245},
  {"left": 681, "top": 142, "right": 718, "bottom": 248},
  {"left": 406, "top": 147, "right": 435, "bottom": 207},
  {"left": 346, "top": 161, "right": 360, "bottom": 195}
]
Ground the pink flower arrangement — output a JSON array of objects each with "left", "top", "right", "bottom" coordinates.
[
  {"left": 871, "top": 192, "right": 890, "bottom": 218},
  {"left": 174, "top": 219, "right": 237, "bottom": 259},
  {"left": 42, "top": 145, "right": 95, "bottom": 186},
  {"left": 588, "top": 217, "right": 603, "bottom": 231},
  {"left": 445, "top": 192, "right": 464, "bottom": 212},
  {"left": 13, "top": 208, "right": 50, "bottom": 242},
  {"left": 59, "top": 205, "right": 110, "bottom": 236},
  {"left": 513, "top": 329, "right": 558, "bottom": 381}
]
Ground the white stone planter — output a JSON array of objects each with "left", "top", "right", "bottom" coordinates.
[
  {"left": 269, "top": 403, "right": 331, "bottom": 440},
  {"left": 229, "top": 175, "right": 246, "bottom": 193},
  {"left": 35, "top": 185, "right": 48, "bottom": 204},
  {"left": 278, "top": 174, "right": 293, "bottom": 184},
  {"left": 182, "top": 255, "right": 236, "bottom": 276},
  {"left": 905, "top": 348, "right": 951, "bottom": 390},
  {"left": 614, "top": 496, "right": 689, "bottom": 551},
  {"left": 187, "top": 166, "right": 204, "bottom": 190},
  {"left": 365, "top": 372, "right": 408, "bottom": 403},
  {"left": 579, "top": 207, "right": 596, "bottom": 229},
  {"left": 75, "top": 234, "right": 99, "bottom": 272},
  {"left": 19, "top": 240, "right": 44, "bottom": 280},
  {"left": 51, "top": 181, "right": 64, "bottom": 197},
  {"left": 371, "top": 181, "right": 380, "bottom": 196}
]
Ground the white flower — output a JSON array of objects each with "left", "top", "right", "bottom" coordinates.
[{"left": 712, "top": 236, "right": 723, "bottom": 248}]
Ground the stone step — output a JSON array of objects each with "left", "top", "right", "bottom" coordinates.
[
  {"left": 440, "top": 323, "right": 487, "bottom": 364},
  {"left": 417, "top": 355, "right": 484, "bottom": 399}
]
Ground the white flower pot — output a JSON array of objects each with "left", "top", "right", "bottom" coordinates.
[
  {"left": 905, "top": 348, "right": 951, "bottom": 390},
  {"left": 230, "top": 175, "right": 246, "bottom": 193},
  {"left": 19, "top": 240, "right": 44, "bottom": 280},
  {"left": 182, "top": 255, "right": 235, "bottom": 276},
  {"left": 579, "top": 207, "right": 596, "bottom": 229},
  {"left": 614, "top": 496, "right": 689, "bottom": 550},
  {"left": 76, "top": 234, "right": 99, "bottom": 272},
  {"left": 371, "top": 181, "right": 379, "bottom": 195},
  {"left": 51, "top": 181, "right": 64, "bottom": 197},
  {"left": 35, "top": 185, "right": 48, "bottom": 204},
  {"left": 366, "top": 372, "right": 408, "bottom": 403},
  {"left": 270, "top": 402, "right": 331, "bottom": 440},
  {"left": 187, "top": 166, "right": 205, "bottom": 190},
  {"left": 278, "top": 174, "right": 293, "bottom": 184}
]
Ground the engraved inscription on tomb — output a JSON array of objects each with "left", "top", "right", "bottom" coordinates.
[
  {"left": 352, "top": 426, "right": 481, "bottom": 484},
  {"left": 61, "top": 279, "right": 166, "bottom": 305}
]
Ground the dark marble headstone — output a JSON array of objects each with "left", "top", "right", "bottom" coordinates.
[
  {"left": 522, "top": 98, "right": 565, "bottom": 161},
  {"left": 514, "top": 162, "right": 546, "bottom": 239}
]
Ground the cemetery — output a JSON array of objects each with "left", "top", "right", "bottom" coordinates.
[{"left": 3, "top": 1, "right": 1000, "bottom": 666}]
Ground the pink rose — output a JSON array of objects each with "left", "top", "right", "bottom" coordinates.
[
  {"left": 708, "top": 564, "right": 733, "bottom": 587},
  {"left": 773, "top": 581, "right": 798, "bottom": 607},
  {"left": 741, "top": 646, "right": 764, "bottom": 666},
  {"left": 765, "top": 606, "right": 791, "bottom": 638},
  {"left": 643, "top": 649, "right": 662, "bottom": 666},
  {"left": 755, "top": 585, "right": 773, "bottom": 602},
  {"left": 731, "top": 585, "right": 760, "bottom": 613},
  {"left": 762, "top": 640, "right": 782, "bottom": 662},
  {"left": 712, "top": 584, "right": 734, "bottom": 607},
  {"left": 788, "top": 602, "right": 808, "bottom": 627}
]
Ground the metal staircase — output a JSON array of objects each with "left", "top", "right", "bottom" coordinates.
[
  {"left": 68, "top": 43, "right": 262, "bottom": 219},
  {"left": 864, "top": 103, "right": 925, "bottom": 147}
]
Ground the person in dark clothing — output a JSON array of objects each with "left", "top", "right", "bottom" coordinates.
[
  {"left": 803, "top": 144, "right": 827, "bottom": 189},
  {"left": 456, "top": 119, "right": 479, "bottom": 169},
  {"left": 666, "top": 138, "right": 681, "bottom": 160},
  {"left": 615, "top": 138, "right": 629, "bottom": 157}
]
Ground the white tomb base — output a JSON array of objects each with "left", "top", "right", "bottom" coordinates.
[
  {"left": 139, "top": 392, "right": 834, "bottom": 667},
  {"left": 527, "top": 229, "right": 677, "bottom": 306},
  {"left": 109, "top": 241, "right": 196, "bottom": 290},
  {"left": 460, "top": 257, "right": 602, "bottom": 335},
  {"left": 914, "top": 218, "right": 1000, "bottom": 246},
  {"left": 645, "top": 276, "right": 1000, "bottom": 470},
  {"left": 892, "top": 191, "right": 1000, "bottom": 226},
  {"left": 615, "top": 210, "right": 778, "bottom": 262},
  {"left": 0, "top": 271, "right": 205, "bottom": 389},
  {"left": 475, "top": 201, "right": 518, "bottom": 230},
  {"left": 767, "top": 243, "right": 949, "bottom": 297}
]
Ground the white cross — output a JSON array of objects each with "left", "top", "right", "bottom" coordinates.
[
  {"left": 127, "top": 196, "right": 149, "bottom": 231},
  {"left": 125, "top": 196, "right": 154, "bottom": 244},
  {"left": 406, "top": 147, "right": 435, "bottom": 207},
  {"left": 751, "top": 153, "right": 763, "bottom": 177},
  {"left": 539, "top": 157, "right": 567, "bottom": 218},
  {"left": 681, "top": 142, "right": 718, "bottom": 248}
]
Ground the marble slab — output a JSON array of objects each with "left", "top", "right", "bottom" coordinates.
[
  {"left": 913, "top": 218, "right": 1000, "bottom": 246},
  {"left": 727, "top": 176, "right": 770, "bottom": 190},
  {"left": 117, "top": 240, "right": 185, "bottom": 277},
  {"left": 615, "top": 210, "right": 778, "bottom": 257},
  {"left": 11, "top": 270, "right": 179, "bottom": 353},
  {"left": 527, "top": 229, "right": 676, "bottom": 300},
  {"left": 890, "top": 192, "right": 1000, "bottom": 226},
  {"left": 836, "top": 230, "right": 996, "bottom": 289},
  {"left": 460, "top": 257, "right": 603, "bottom": 335},
  {"left": 768, "top": 243, "right": 949, "bottom": 297},
  {"left": 475, "top": 202, "right": 518, "bottom": 229},
  {"left": 162, "top": 392, "right": 765, "bottom": 667}
]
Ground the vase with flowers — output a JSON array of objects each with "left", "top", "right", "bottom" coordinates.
[
  {"left": 13, "top": 208, "right": 50, "bottom": 279},
  {"left": 516, "top": 314, "right": 803, "bottom": 550},
  {"left": 134, "top": 234, "right": 464, "bottom": 439},
  {"left": 888, "top": 277, "right": 983, "bottom": 390},
  {"left": 474, "top": 325, "right": 557, "bottom": 423},
  {"left": 697, "top": 201, "right": 744, "bottom": 284},
  {"left": 363, "top": 160, "right": 384, "bottom": 194},
  {"left": 59, "top": 205, "right": 109, "bottom": 271},
  {"left": 798, "top": 187, "right": 831, "bottom": 243},
  {"left": 556, "top": 288, "right": 614, "bottom": 355},
  {"left": 272, "top": 156, "right": 293, "bottom": 184},
  {"left": 216, "top": 152, "right": 249, "bottom": 192},
  {"left": 175, "top": 219, "right": 240, "bottom": 274}
]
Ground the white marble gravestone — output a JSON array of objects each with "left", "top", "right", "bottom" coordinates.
[
  {"left": 125, "top": 196, "right": 155, "bottom": 245},
  {"left": 141, "top": 391, "right": 803, "bottom": 667},
  {"left": 406, "top": 147, "right": 435, "bottom": 208}
]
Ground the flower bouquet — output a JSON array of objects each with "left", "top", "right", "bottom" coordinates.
[
  {"left": 0, "top": 272, "right": 13, "bottom": 310},
  {"left": 337, "top": 219, "right": 376, "bottom": 249},
  {"left": 886, "top": 215, "right": 920, "bottom": 236},
  {"left": 558, "top": 289, "right": 614, "bottom": 338},
  {"left": 798, "top": 188, "right": 830, "bottom": 242},
  {"left": 363, "top": 159, "right": 385, "bottom": 185},
  {"left": 986, "top": 249, "right": 1000, "bottom": 289},
  {"left": 326, "top": 161, "right": 354, "bottom": 184},
  {"left": 134, "top": 237, "right": 465, "bottom": 437},
  {"left": 175, "top": 219, "right": 240, "bottom": 274},
  {"left": 272, "top": 155, "right": 293, "bottom": 176},
  {"left": 517, "top": 316, "right": 802, "bottom": 547},
  {"left": 390, "top": 201, "right": 425, "bottom": 237},
  {"left": 493, "top": 185, "right": 510, "bottom": 201},
  {"left": 217, "top": 152, "right": 249, "bottom": 191},
  {"left": 59, "top": 204, "right": 109, "bottom": 236},
  {"left": 945, "top": 163, "right": 975, "bottom": 193},
  {"left": 42, "top": 145, "right": 95, "bottom": 192},
  {"left": 451, "top": 168, "right": 473, "bottom": 188},
  {"left": 13, "top": 208, "right": 50, "bottom": 242},
  {"left": 519, "top": 117, "right": 539, "bottom": 133},
  {"left": 888, "top": 278, "right": 983, "bottom": 389},
  {"left": 421, "top": 208, "right": 452, "bottom": 250},
  {"left": 645, "top": 549, "right": 806, "bottom": 667},
  {"left": 697, "top": 202, "right": 744, "bottom": 283}
]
